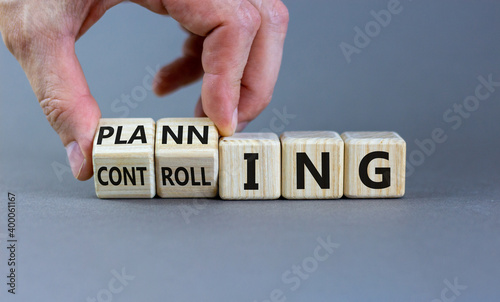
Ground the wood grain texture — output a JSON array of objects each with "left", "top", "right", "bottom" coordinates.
[
  {"left": 155, "top": 118, "right": 219, "bottom": 198},
  {"left": 281, "top": 131, "right": 344, "bottom": 199},
  {"left": 341, "top": 132, "right": 406, "bottom": 198},
  {"left": 219, "top": 133, "right": 281, "bottom": 200},
  {"left": 92, "top": 118, "right": 156, "bottom": 198}
]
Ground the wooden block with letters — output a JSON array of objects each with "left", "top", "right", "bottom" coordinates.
[
  {"left": 219, "top": 133, "right": 281, "bottom": 200},
  {"left": 281, "top": 131, "right": 344, "bottom": 199},
  {"left": 155, "top": 118, "right": 219, "bottom": 198},
  {"left": 92, "top": 118, "right": 156, "bottom": 198},
  {"left": 341, "top": 131, "right": 406, "bottom": 198}
]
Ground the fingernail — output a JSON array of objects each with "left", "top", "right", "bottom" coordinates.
[
  {"left": 231, "top": 108, "right": 239, "bottom": 134},
  {"left": 236, "top": 122, "right": 248, "bottom": 132},
  {"left": 66, "top": 141, "right": 85, "bottom": 179}
]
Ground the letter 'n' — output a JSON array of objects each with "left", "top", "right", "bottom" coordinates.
[{"left": 296, "top": 152, "right": 330, "bottom": 189}]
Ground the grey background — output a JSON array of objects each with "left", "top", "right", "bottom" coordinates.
[{"left": 1, "top": 0, "right": 500, "bottom": 301}]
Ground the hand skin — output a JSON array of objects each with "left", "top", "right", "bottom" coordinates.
[{"left": 0, "top": 0, "right": 289, "bottom": 180}]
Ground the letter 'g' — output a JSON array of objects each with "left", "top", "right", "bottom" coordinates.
[{"left": 359, "top": 151, "right": 390, "bottom": 189}]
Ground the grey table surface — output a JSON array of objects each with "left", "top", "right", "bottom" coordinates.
[{"left": 1, "top": 1, "right": 500, "bottom": 301}]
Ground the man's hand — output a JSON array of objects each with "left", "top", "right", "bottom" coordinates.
[{"left": 0, "top": 0, "right": 289, "bottom": 180}]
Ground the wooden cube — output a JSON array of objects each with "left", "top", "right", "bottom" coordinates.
[
  {"left": 155, "top": 118, "right": 219, "bottom": 198},
  {"left": 92, "top": 118, "right": 156, "bottom": 198},
  {"left": 219, "top": 133, "right": 281, "bottom": 200},
  {"left": 341, "top": 132, "right": 406, "bottom": 198},
  {"left": 281, "top": 131, "right": 344, "bottom": 199}
]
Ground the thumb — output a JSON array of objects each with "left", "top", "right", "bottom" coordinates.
[{"left": 29, "top": 40, "right": 100, "bottom": 180}]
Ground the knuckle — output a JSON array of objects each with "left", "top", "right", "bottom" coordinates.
[
  {"left": 0, "top": 3, "right": 76, "bottom": 59},
  {"left": 266, "top": 1, "right": 289, "bottom": 32},
  {"left": 1, "top": 21, "right": 53, "bottom": 61},
  {"left": 1, "top": 24, "right": 32, "bottom": 58},
  {"left": 0, "top": 6, "right": 34, "bottom": 57},
  {"left": 1, "top": 31, "right": 15, "bottom": 54},
  {"left": 40, "top": 98, "right": 70, "bottom": 134},
  {"left": 235, "top": 3, "right": 261, "bottom": 36}
]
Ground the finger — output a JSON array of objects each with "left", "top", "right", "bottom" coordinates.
[
  {"left": 25, "top": 39, "right": 101, "bottom": 181},
  {"left": 194, "top": 96, "right": 251, "bottom": 132},
  {"left": 200, "top": 1, "right": 261, "bottom": 136},
  {"left": 237, "top": 0, "right": 289, "bottom": 125},
  {"left": 153, "top": 33, "right": 204, "bottom": 96},
  {"left": 163, "top": 0, "right": 262, "bottom": 136}
]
